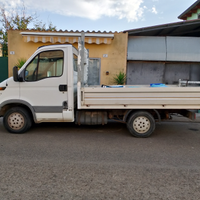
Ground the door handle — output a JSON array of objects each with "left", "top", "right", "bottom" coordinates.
[
  {"left": 59, "top": 85, "right": 68, "bottom": 92},
  {"left": 63, "top": 101, "right": 68, "bottom": 109}
]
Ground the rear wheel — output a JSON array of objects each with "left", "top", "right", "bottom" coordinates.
[
  {"left": 127, "top": 111, "right": 155, "bottom": 138},
  {"left": 3, "top": 107, "right": 32, "bottom": 134}
]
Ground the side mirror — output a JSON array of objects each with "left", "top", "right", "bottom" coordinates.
[{"left": 13, "top": 66, "right": 19, "bottom": 82}]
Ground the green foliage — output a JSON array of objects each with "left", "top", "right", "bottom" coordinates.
[
  {"left": 0, "top": 5, "right": 56, "bottom": 57},
  {"left": 0, "top": 5, "right": 34, "bottom": 57},
  {"left": 13, "top": 14, "right": 33, "bottom": 30},
  {"left": 34, "top": 21, "right": 56, "bottom": 31},
  {"left": 48, "top": 22, "right": 57, "bottom": 31},
  {"left": 34, "top": 20, "right": 46, "bottom": 31},
  {"left": 15, "top": 58, "right": 26, "bottom": 69},
  {"left": 113, "top": 71, "right": 126, "bottom": 85},
  {"left": 1, "top": 42, "right": 8, "bottom": 57}
]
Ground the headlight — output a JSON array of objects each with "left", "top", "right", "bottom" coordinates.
[{"left": 0, "top": 87, "right": 6, "bottom": 90}]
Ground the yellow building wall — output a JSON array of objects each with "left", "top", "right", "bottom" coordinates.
[{"left": 8, "top": 30, "right": 128, "bottom": 85}]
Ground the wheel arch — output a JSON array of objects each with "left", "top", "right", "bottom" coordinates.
[
  {"left": 123, "top": 109, "right": 161, "bottom": 123},
  {"left": 0, "top": 100, "right": 36, "bottom": 123}
]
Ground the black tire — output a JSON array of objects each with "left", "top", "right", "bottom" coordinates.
[
  {"left": 3, "top": 107, "right": 32, "bottom": 134},
  {"left": 127, "top": 111, "right": 155, "bottom": 138}
]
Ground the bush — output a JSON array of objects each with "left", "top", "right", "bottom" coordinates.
[
  {"left": 113, "top": 71, "right": 126, "bottom": 85},
  {"left": 15, "top": 58, "right": 26, "bottom": 69}
]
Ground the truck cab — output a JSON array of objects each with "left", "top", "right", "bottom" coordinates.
[{"left": 0, "top": 45, "right": 78, "bottom": 133}]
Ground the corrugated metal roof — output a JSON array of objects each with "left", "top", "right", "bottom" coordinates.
[
  {"left": 12, "top": 29, "right": 117, "bottom": 34},
  {"left": 123, "top": 19, "right": 200, "bottom": 37},
  {"left": 178, "top": 0, "right": 200, "bottom": 20}
]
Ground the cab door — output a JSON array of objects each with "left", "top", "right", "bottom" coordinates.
[{"left": 19, "top": 48, "right": 73, "bottom": 122}]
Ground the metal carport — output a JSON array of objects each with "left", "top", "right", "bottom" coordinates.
[{"left": 124, "top": 20, "right": 200, "bottom": 85}]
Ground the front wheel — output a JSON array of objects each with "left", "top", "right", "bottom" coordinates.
[
  {"left": 3, "top": 107, "right": 32, "bottom": 134},
  {"left": 127, "top": 111, "right": 155, "bottom": 138}
]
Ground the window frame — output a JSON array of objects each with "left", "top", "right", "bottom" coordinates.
[
  {"left": 88, "top": 57, "right": 101, "bottom": 85},
  {"left": 24, "top": 50, "right": 64, "bottom": 82},
  {"left": 73, "top": 54, "right": 78, "bottom": 72}
]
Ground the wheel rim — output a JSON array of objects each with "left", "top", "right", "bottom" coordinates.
[
  {"left": 133, "top": 116, "right": 150, "bottom": 134},
  {"left": 7, "top": 112, "right": 25, "bottom": 130}
]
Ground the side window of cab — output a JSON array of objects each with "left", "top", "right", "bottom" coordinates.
[{"left": 25, "top": 50, "right": 64, "bottom": 82}]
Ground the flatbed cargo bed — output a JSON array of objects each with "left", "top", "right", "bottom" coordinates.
[{"left": 77, "top": 83, "right": 200, "bottom": 110}]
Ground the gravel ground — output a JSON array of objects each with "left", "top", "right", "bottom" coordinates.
[{"left": 0, "top": 117, "right": 200, "bottom": 200}]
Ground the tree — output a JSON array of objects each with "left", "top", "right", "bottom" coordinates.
[
  {"left": 34, "top": 21, "right": 57, "bottom": 31},
  {"left": 0, "top": 5, "right": 33, "bottom": 56},
  {"left": 0, "top": 5, "right": 56, "bottom": 57}
]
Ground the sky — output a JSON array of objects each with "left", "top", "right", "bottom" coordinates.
[{"left": 0, "top": 0, "right": 197, "bottom": 32}]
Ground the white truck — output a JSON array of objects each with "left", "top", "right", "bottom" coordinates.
[{"left": 0, "top": 35, "right": 200, "bottom": 137}]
